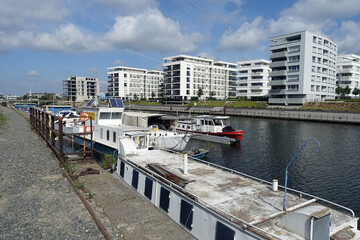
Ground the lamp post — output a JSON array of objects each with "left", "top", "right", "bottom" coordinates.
[{"left": 283, "top": 138, "right": 320, "bottom": 211}]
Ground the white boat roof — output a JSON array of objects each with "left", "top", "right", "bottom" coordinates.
[
  {"left": 123, "top": 112, "right": 165, "bottom": 118},
  {"left": 126, "top": 149, "right": 358, "bottom": 239},
  {"left": 197, "top": 115, "right": 230, "bottom": 119}
]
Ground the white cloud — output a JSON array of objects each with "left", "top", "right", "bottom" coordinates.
[
  {"left": 0, "top": 24, "right": 105, "bottom": 53},
  {"left": 0, "top": 0, "right": 69, "bottom": 32},
  {"left": 218, "top": 17, "right": 266, "bottom": 51},
  {"left": 281, "top": 0, "right": 360, "bottom": 22},
  {"left": 26, "top": 70, "right": 40, "bottom": 77},
  {"left": 104, "top": 8, "right": 204, "bottom": 53},
  {"left": 217, "top": 0, "right": 360, "bottom": 54},
  {"left": 89, "top": 0, "right": 157, "bottom": 13},
  {"left": 331, "top": 21, "right": 360, "bottom": 54}
]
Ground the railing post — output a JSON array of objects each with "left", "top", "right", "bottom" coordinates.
[
  {"left": 51, "top": 115, "right": 55, "bottom": 152},
  {"left": 58, "top": 118, "right": 64, "bottom": 163}
]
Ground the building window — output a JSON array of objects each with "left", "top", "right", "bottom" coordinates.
[
  {"left": 288, "top": 45, "right": 300, "bottom": 53},
  {"left": 113, "top": 131, "right": 116, "bottom": 143},
  {"left": 106, "top": 130, "right": 110, "bottom": 141},
  {"left": 288, "top": 65, "right": 299, "bottom": 72}
]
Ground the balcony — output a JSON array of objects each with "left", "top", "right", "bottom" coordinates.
[
  {"left": 269, "top": 70, "right": 287, "bottom": 77},
  {"left": 269, "top": 80, "right": 286, "bottom": 86},
  {"left": 270, "top": 61, "right": 287, "bottom": 68},
  {"left": 270, "top": 51, "right": 287, "bottom": 59},
  {"left": 269, "top": 89, "right": 286, "bottom": 95}
]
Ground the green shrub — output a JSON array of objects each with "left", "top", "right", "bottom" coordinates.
[{"left": 102, "top": 154, "right": 113, "bottom": 169}]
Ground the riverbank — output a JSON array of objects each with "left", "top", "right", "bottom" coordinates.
[
  {"left": 126, "top": 105, "right": 360, "bottom": 124},
  {"left": 0, "top": 106, "right": 105, "bottom": 239},
  {"left": 0, "top": 106, "right": 193, "bottom": 240}
]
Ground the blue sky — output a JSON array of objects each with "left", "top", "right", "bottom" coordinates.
[{"left": 1, "top": 0, "right": 360, "bottom": 95}]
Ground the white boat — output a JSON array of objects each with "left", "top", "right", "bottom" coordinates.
[
  {"left": 176, "top": 115, "right": 244, "bottom": 143},
  {"left": 74, "top": 99, "right": 190, "bottom": 152},
  {"left": 115, "top": 132, "right": 359, "bottom": 240}
]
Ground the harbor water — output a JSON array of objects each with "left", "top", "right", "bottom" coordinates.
[{"left": 187, "top": 116, "right": 360, "bottom": 221}]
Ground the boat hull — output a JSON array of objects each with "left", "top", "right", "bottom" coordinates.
[{"left": 177, "top": 129, "right": 243, "bottom": 142}]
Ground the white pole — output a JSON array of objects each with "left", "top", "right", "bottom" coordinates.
[
  {"left": 183, "top": 153, "right": 188, "bottom": 175},
  {"left": 273, "top": 179, "right": 278, "bottom": 192}
]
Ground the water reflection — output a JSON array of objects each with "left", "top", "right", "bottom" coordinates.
[{"left": 186, "top": 116, "right": 360, "bottom": 219}]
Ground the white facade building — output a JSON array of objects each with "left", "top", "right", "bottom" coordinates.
[
  {"left": 107, "top": 66, "right": 163, "bottom": 100},
  {"left": 269, "top": 30, "right": 337, "bottom": 105},
  {"left": 236, "top": 59, "right": 270, "bottom": 99},
  {"left": 63, "top": 76, "right": 99, "bottom": 102},
  {"left": 163, "top": 55, "right": 237, "bottom": 103},
  {"left": 336, "top": 54, "right": 360, "bottom": 98}
]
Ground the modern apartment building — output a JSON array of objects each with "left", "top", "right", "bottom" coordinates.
[
  {"left": 236, "top": 59, "right": 270, "bottom": 99},
  {"left": 163, "top": 55, "right": 237, "bottom": 104},
  {"left": 63, "top": 76, "right": 99, "bottom": 102},
  {"left": 269, "top": 30, "right": 337, "bottom": 105},
  {"left": 336, "top": 54, "right": 360, "bottom": 97},
  {"left": 107, "top": 66, "right": 163, "bottom": 100}
]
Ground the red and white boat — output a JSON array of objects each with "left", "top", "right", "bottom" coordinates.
[{"left": 176, "top": 115, "right": 243, "bottom": 142}]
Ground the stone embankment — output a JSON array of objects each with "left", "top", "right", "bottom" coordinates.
[
  {"left": 0, "top": 106, "right": 193, "bottom": 240},
  {"left": 126, "top": 105, "right": 360, "bottom": 124}
]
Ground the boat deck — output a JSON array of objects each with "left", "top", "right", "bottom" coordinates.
[{"left": 127, "top": 149, "right": 358, "bottom": 239}]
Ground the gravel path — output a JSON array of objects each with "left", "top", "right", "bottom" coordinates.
[{"left": 0, "top": 106, "right": 104, "bottom": 239}]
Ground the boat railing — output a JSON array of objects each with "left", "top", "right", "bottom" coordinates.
[{"left": 120, "top": 154, "right": 284, "bottom": 240}]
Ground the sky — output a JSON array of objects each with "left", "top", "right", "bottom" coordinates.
[{"left": 1, "top": 0, "right": 360, "bottom": 96}]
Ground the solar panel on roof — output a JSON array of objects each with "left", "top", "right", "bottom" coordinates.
[
  {"left": 109, "top": 98, "right": 117, "bottom": 108},
  {"left": 86, "top": 99, "right": 95, "bottom": 106},
  {"left": 115, "top": 99, "right": 124, "bottom": 108},
  {"left": 109, "top": 98, "right": 124, "bottom": 108}
]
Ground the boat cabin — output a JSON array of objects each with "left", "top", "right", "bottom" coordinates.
[{"left": 177, "top": 115, "right": 231, "bottom": 133}]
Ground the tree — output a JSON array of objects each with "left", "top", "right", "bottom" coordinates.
[
  {"left": 335, "top": 86, "right": 345, "bottom": 99},
  {"left": 133, "top": 93, "right": 138, "bottom": 100},
  {"left": 209, "top": 91, "right": 215, "bottom": 100},
  {"left": 352, "top": 87, "right": 360, "bottom": 97},
  {"left": 197, "top": 87, "right": 203, "bottom": 99},
  {"left": 344, "top": 85, "right": 351, "bottom": 97},
  {"left": 151, "top": 91, "right": 155, "bottom": 99}
]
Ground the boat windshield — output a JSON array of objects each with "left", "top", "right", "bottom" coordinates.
[
  {"left": 222, "top": 119, "right": 230, "bottom": 126},
  {"left": 213, "top": 119, "right": 223, "bottom": 126}
]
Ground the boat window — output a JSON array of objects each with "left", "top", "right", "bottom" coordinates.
[
  {"left": 132, "top": 169, "right": 139, "bottom": 189},
  {"left": 106, "top": 130, "right": 110, "bottom": 141},
  {"left": 214, "top": 119, "right": 223, "bottom": 126},
  {"left": 222, "top": 119, "right": 230, "bottom": 126},
  {"left": 133, "top": 136, "right": 147, "bottom": 150},
  {"left": 182, "top": 125, "right": 185, "bottom": 129},
  {"left": 180, "top": 200, "right": 193, "bottom": 230},
  {"left": 120, "top": 161, "right": 125, "bottom": 178},
  {"left": 111, "top": 112, "right": 122, "bottom": 119},
  {"left": 159, "top": 187, "right": 170, "bottom": 213},
  {"left": 100, "top": 128, "right": 103, "bottom": 139},
  {"left": 187, "top": 125, "right": 191, "bottom": 130},
  {"left": 215, "top": 221, "right": 235, "bottom": 240},
  {"left": 100, "top": 112, "right": 111, "bottom": 119},
  {"left": 205, "top": 120, "right": 209, "bottom": 126},
  {"left": 144, "top": 178, "right": 153, "bottom": 200},
  {"left": 113, "top": 132, "right": 116, "bottom": 143},
  {"left": 201, "top": 120, "right": 204, "bottom": 125},
  {"left": 177, "top": 123, "right": 180, "bottom": 128}
]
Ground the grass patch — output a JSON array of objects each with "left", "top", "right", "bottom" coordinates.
[
  {"left": 188, "top": 100, "right": 268, "bottom": 109},
  {"left": 126, "top": 100, "right": 162, "bottom": 105},
  {"left": 102, "top": 154, "right": 113, "bottom": 169},
  {"left": 84, "top": 190, "right": 96, "bottom": 200},
  {"left": 64, "top": 163, "right": 75, "bottom": 179},
  {"left": 301, "top": 102, "right": 360, "bottom": 112},
  {"left": 0, "top": 110, "right": 7, "bottom": 128},
  {"left": 0, "top": 194, "right": 2, "bottom": 199},
  {"left": 73, "top": 179, "right": 85, "bottom": 189}
]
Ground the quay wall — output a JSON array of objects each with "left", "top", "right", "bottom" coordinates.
[{"left": 126, "top": 105, "right": 360, "bottom": 124}]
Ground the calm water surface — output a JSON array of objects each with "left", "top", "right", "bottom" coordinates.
[{"left": 186, "top": 116, "right": 360, "bottom": 219}]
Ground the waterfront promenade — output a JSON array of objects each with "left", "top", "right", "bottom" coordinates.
[
  {"left": 0, "top": 106, "right": 193, "bottom": 240},
  {"left": 127, "top": 105, "right": 360, "bottom": 124}
]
